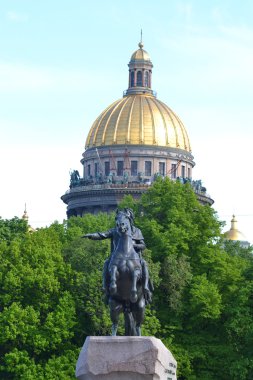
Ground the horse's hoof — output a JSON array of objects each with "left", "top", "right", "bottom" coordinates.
[{"left": 130, "top": 291, "right": 137, "bottom": 303}]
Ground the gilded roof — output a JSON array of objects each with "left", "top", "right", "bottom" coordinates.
[
  {"left": 225, "top": 229, "right": 247, "bottom": 241},
  {"left": 131, "top": 47, "right": 151, "bottom": 61},
  {"left": 85, "top": 94, "right": 191, "bottom": 151},
  {"left": 224, "top": 215, "right": 248, "bottom": 241}
]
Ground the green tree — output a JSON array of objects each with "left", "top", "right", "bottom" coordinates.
[
  {"left": 0, "top": 221, "right": 77, "bottom": 379},
  {"left": 0, "top": 216, "right": 28, "bottom": 242},
  {"left": 1, "top": 184, "right": 253, "bottom": 380},
  {"left": 126, "top": 178, "right": 253, "bottom": 380}
]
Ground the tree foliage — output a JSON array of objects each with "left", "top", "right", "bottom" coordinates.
[
  {"left": 0, "top": 179, "right": 252, "bottom": 379},
  {"left": 132, "top": 178, "right": 253, "bottom": 379}
]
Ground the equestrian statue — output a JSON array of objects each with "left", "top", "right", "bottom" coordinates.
[{"left": 82, "top": 208, "right": 153, "bottom": 336}]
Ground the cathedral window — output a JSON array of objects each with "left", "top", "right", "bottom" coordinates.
[
  {"left": 130, "top": 71, "right": 134, "bottom": 87},
  {"left": 159, "top": 162, "right": 165, "bottom": 176},
  {"left": 145, "top": 161, "right": 152, "bottom": 176},
  {"left": 181, "top": 165, "right": 185, "bottom": 178},
  {"left": 105, "top": 161, "right": 110, "bottom": 176},
  {"left": 137, "top": 71, "right": 142, "bottom": 86},
  {"left": 131, "top": 161, "right": 138, "bottom": 176},
  {"left": 171, "top": 163, "right": 177, "bottom": 179},
  {"left": 144, "top": 71, "right": 149, "bottom": 87},
  {"left": 117, "top": 161, "right": 124, "bottom": 176},
  {"left": 95, "top": 163, "right": 99, "bottom": 177},
  {"left": 87, "top": 164, "right": 91, "bottom": 176}
]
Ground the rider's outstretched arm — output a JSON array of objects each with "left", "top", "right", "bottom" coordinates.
[{"left": 82, "top": 230, "right": 113, "bottom": 240}]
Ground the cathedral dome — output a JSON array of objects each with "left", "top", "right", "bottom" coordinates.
[
  {"left": 85, "top": 93, "right": 191, "bottom": 151},
  {"left": 85, "top": 41, "right": 191, "bottom": 152}
]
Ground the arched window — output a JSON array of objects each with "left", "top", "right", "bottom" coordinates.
[
  {"left": 130, "top": 71, "right": 134, "bottom": 87},
  {"left": 144, "top": 71, "right": 149, "bottom": 87},
  {"left": 137, "top": 71, "right": 142, "bottom": 86}
]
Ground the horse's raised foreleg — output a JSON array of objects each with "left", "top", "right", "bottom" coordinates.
[
  {"left": 130, "top": 266, "right": 141, "bottom": 303},
  {"left": 109, "top": 298, "right": 122, "bottom": 336},
  {"left": 109, "top": 264, "right": 118, "bottom": 295}
]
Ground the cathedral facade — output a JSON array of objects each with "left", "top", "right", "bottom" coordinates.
[{"left": 61, "top": 42, "right": 213, "bottom": 217}]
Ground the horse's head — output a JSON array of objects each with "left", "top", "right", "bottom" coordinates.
[{"left": 115, "top": 210, "right": 132, "bottom": 235}]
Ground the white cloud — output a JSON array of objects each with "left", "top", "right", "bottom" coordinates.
[
  {"left": 6, "top": 11, "right": 28, "bottom": 22},
  {"left": 192, "top": 132, "right": 253, "bottom": 244},
  {"left": 0, "top": 144, "right": 81, "bottom": 227}
]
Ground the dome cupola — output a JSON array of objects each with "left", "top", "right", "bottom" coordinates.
[
  {"left": 85, "top": 39, "right": 191, "bottom": 151},
  {"left": 125, "top": 38, "right": 154, "bottom": 96}
]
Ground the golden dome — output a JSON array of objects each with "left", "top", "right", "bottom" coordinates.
[
  {"left": 224, "top": 215, "right": 247, "bottom": 241},
  {"left": 21, "top": 204, "right": 35, "bottom": 232},
  {"left": 85, "top": 93, "right": 191, "bottom": 151},
  {"left": 131, "top": 46, "right": 151, "bottom": 61},
  {"left": 22, "top": 204, "right": 29, "bottom": 221}
]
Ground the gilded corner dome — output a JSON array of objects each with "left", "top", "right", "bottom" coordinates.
[
  {"left": 224, "top": 215, "right": 248, "bottom": 242},
  {"left": 85, "top": 94, "right": 191, "bottom": 151},
  {"left": 225, "top": 229, "right": 247, "bottom": 241}
]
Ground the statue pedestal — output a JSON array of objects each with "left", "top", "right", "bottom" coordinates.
[{"left": 76, "top": 336, "right": 177, "bottom": 380}]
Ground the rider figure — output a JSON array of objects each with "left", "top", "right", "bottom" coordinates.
[{"left": 82, "top": 208, "right": 151, "bottom": 303}]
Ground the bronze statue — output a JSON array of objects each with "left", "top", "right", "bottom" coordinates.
[
  {"left": 82, "top": 208, "right": 153, "bottom": 336},
  {"left": 70, "top": 170, "right": 80, "bottom": 188}
]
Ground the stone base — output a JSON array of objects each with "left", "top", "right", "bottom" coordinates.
[{"left": 76, "top": 336, "right": 177, "bottom": 380}]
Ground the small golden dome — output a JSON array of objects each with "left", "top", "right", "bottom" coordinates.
[
  {"left": 85, "top": 93, "right": 191, "bottom": 151},
  {"left": 21, "top": 204, "right": 35, "bottom": 232},
  {"left": 130, "top": 41, "right": 151, "bottom": 61},
  {"left": 22, "top": 204, "right": 29, "bottom": 221},
  {"left": 224, "top": 215, "right": 247, "bottom": 241},
  {"left": 131, "top": 48, "right": 151, "bottom": 61}
]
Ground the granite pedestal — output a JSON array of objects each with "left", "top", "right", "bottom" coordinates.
[{"left": 76, "top": 336, "right": 177, "bottom": 380}]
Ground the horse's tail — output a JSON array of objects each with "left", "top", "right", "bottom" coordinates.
[{"left": 124, "top": 305, "right": 136, "bottom": 336}]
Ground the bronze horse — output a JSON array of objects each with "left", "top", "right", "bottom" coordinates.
[
  {"left": 82, "top": 209, "right": 152, "bottom": 336},
  {"left": 106, "top": 210, "right": 150, "bottom": 336}
]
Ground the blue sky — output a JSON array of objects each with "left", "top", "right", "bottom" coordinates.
[{"left": 1, "top": 1, "right": 253, "bottom": 242}]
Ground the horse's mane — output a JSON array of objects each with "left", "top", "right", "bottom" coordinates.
[{"left": 116, "top": 208, "right": 133, "bottom": 221}]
